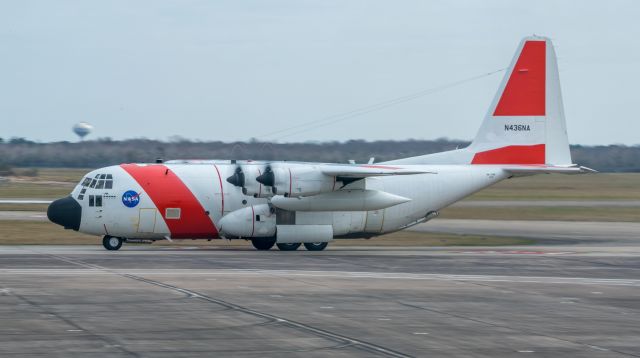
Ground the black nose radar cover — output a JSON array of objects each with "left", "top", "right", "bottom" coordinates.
[{"left": 47, "top": 196, "right": 82, "bottom": 231}]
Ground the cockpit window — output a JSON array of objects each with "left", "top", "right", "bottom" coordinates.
[{"left": 86, "top": 173, "right": 114, "bottom": 190}]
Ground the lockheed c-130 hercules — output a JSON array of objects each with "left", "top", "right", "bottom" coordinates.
[{"left": 48, "top": 36, "right": 592, "bottom": 251}]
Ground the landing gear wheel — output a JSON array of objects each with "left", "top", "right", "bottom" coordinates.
[
  {"left": 102, "top": 236, "right": 123, "bottom": 251},
  {"left": 251, "top": 237, "right": 276, "bottom": 251},
  {"left": 276, "top": 243, "right": 301, "bottom": 251},
  {"left": 303, "top": 242, "right": 328, "bottom": 251}
]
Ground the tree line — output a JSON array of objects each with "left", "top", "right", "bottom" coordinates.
[{"left": 0, "top": 137, "right": 638, "bottom": 172}]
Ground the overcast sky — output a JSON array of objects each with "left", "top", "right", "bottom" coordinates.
[{"left": 1, "top": 0, "right": 639, "bottom": 145}]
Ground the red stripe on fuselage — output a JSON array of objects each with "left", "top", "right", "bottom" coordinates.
[
  {"left": 494, "top": 41, "right": 546, "bottom": 116},
  {"left": 121, "top": 164, "right": 218, "bottom": 239},
  {"left": 471, "top": 144, "right": 545, "bottom": 165}
]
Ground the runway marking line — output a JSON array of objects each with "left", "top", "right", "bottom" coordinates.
[{"left": 2, "top": 268, "right": 639, "bottom": 287}]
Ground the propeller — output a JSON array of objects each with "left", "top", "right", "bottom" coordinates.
[
  {"left": 255, "top": 164, "right": 275, "bottom": 188},
  {"left": 226, "top": 165, "right": 245, "bottom": 187}
]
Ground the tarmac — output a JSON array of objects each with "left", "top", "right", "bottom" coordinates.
[{"left": 1, "top": 243, "right": 639, "bottom": 357}]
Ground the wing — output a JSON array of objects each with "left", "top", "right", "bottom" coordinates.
[{"left": 321, "top": 164, "right": 434, "bottom": 178}]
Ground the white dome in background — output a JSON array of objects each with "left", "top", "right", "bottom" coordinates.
[{"left": 73, "top": 122, "right": 93, "bottom": 139}]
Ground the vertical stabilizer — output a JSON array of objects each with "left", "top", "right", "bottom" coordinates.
[
  {"left": 386, "top": 36, "right": 573, "bottom": 166},
  {"left": 469, "top": 36, "right": 571, "bottom": 165}
]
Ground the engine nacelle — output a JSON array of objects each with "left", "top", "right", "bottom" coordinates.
[
  {"left": 271, "top": 166, "right": 336, "bottom": 197},
  {"left": 218, "top": 204, "right": 275, "bottom": 238}
]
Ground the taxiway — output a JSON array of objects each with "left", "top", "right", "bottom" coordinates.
[{"left": 0, "top": 245, "right": 638, "bottom": 357}]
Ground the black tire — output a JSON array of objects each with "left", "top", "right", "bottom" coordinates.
[
  {"left": 251, "top": 237, "right": 276, "bottom": 251},
  {"left": 303, "top": 242, "right": 328, "bottom": 251},
  {"left": 276, "top": 243, "right": 301, "bottom": 251},
  {"left": 102, "top": 236, "right": 123, "bottom": 251}
]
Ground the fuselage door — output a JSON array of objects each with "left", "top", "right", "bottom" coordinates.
[{"left": 138, "top": 208, "right": 157, "bottom": 233}]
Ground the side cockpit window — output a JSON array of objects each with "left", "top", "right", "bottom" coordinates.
[{"left": 88, "top": 195, "right": 103, "bottom": 207}]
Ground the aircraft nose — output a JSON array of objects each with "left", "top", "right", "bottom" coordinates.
[{"left": 47, "top": 196, "right": 82, "bottom": 231}]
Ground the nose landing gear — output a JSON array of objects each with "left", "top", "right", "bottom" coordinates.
[{"left": 102, "top": 236, "right": 123, "bottom": 251}]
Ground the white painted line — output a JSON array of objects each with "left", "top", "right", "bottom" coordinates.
[
  {"left": 66, "top": 329, "right": 83, "bottom": 332},
  {"left": 588, "top": 345, "right": 609, "bottom": 351},
  {"left": 0, "top": 200, "right": 52, "bottom": 204},
  {"left": 0, "top": 269, "right": 638, "bottom": 287},
  {"left": 517, "top": 350, "right": 535, "bottom": 353},
  {"left": 413, "top": 332, "right": 429, "bottom": 335}
]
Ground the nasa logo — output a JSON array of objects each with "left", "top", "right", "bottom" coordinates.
[{"left": 122, "top": 190, "right": 140, "bottom": 208}]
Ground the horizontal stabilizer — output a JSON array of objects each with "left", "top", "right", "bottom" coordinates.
[{"left": 503, "top": 165, "right": 597, "bottom": 175}]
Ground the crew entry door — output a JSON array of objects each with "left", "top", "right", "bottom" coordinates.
[{"left": 138, "top": 208, "right": 157, "bottom": 233}]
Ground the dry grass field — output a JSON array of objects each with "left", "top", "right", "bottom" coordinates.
[
  {"left": 440, "top": 206, "right": 640, "bottom": 222},
  {"left": 469, "top": 173, "right": 640, "bottom": 200}
]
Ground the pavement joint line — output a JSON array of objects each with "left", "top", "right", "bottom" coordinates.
[{"left": 30, "top": 250, "right": 413, "bottom": 358}]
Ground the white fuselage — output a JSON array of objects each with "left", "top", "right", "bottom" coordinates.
[{"left": 69, "top": 162, "right": 508, "bottom": 241}]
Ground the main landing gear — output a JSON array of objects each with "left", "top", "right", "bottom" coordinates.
[
  {"left": 276, "top": 243, "right": 301, "bottom": 251},
  {"left": 303, "top": 242, "right": 328, "bottom": 251},
  {"left": 251, "top": 237, "right": 276, "bottom": 250},
  {"left": 250, "top": 238, "right": 327, "bottom": 251},
  {"left": 102, "top": 236, "right": 123, "bottom": 251}
]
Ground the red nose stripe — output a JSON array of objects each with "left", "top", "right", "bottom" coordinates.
[
  {"left": 494, "top": 40, "right": 546, "bottom": 116},
  {"left": 121, "top": 164, "right": 218, "bottom": 239},
  {"left": 471, "top": 144, "right": 545, "bottom": 165}
]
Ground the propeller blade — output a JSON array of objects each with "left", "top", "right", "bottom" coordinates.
[
  {"left": 226, "top": 166, "right": 245, "bottom": 187},
  {"left": 255, "top": 165, "right": 275, "bottom": 187}
]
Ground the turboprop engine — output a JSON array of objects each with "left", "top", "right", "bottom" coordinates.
[
  {"left": 226, "top": 165, "right": 274, "bottom": 198},
  {"left": 256, "top": 165, "right": 336, "bottom": 197},
  {"left": 228, "top": 163, "right": 337, "bottom": 198},
  {"left": 218, "top": 204, "right": 275, "bottom": 238}
]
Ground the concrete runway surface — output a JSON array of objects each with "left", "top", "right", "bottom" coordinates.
[{"left": 1, "top": 245, "right": 639, "bottom": 357}]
